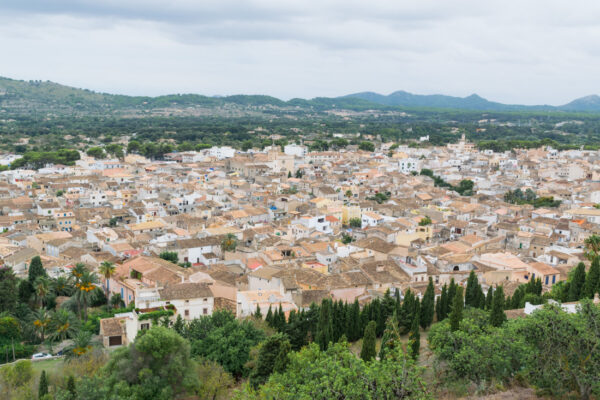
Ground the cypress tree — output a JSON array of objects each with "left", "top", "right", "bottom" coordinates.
[
  {"left": 568, "top": 262, "right": 586, "bottom": 301},
  {"left": 446, "top": 279, "right": 456, "bottom": 317},
  {"left": 379, "top": 312, "right": 401, "bottom": 360},
  {"left": 583, "top": 257, "right": 600, "bottom": 299},
  {"left": 535, "top": 278, "right": 542, "bottom": 296},
  {"left": 347, "top": 299, "right": 361, "bottom": 341},
  {"left": 28, "top": 256, "right": 46, "bottom": 284},
  {"left": 66, "top": 375, "right": 76, "bottom": 400},
  {"left": 265, "top": 305, "right": 273, "bottom": 327},
  {"left": 490, "top": 285, "right": 507, "bottom": 327},
  {"left": 173, "top": 314, "right": 185, "bottom": 335},
  {"left": 485, "top": 286, "right": 494, "bottom": 310},
  {"left": 435, "top": 295, "right": 441, "bottom": 322},
  {"left": 420, "top": 277, "right": 435, "bottom": 329},
  {"left": 254, "top": 304, "right": 263, "bottom": 319},
  {"left": 511, "top": 286, "right": 524, "bottom": 309},
  {"left": 400, "top": 289, "right": 415, "bottom": 333},
  {"left": 465, "top": 271, "right": 477, "bottom": 307},
  {"left": 449, "top": 286, "right": 463, "bottom": 332},
  {"left": 360, "top": 320, "right": 376, "bottom": 362},
  {"left": 39, "top": 370, "right": 49, "bottom": 399},
  {"left": 439, "top": 284, "right": 448, "bottom": 320},
  {"left": 475, "top": 284, "right": 486, "bottom": 309},
  {"left": 316, "top": 299, "right": 333, "bottom": 350},
  {"left": 409, "top": 302, "right": 420, "bottom": 360}
]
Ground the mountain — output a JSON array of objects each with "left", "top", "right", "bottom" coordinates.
[
  {"left": 1, "top": 76, "right": 600, "bottom": 115},
  {"left": 560, "top": 95, "right": 600, "bottom": 112}
]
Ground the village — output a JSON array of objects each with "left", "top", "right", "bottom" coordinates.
[{"left": 0, "top": 133, "right": 597, "bottom": 348}]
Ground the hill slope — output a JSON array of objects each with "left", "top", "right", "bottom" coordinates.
[{"left": 1, "top": 76, "right": 600, "bottom": 115}]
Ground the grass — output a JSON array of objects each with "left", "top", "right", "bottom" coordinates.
[{"left": 31, "top": 358, "right": 63, "bottom": 374}]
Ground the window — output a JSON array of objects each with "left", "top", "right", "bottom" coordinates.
[
  {"left": 203, "top": 298, "right": 207, "bottom": 302},
  {"left": 185, "top": 300, "right": 189, "bottom": 303},
  {"left": 552, "top": 275, "right": 556, "bottom": 284},
  {"left": 545, "top": 276, "right": 549, "bottom": 285},
  {"left": 203, "top": 308, "right": 208, "bottom": 315},
  {"left": 141, "top": 323, "right": 150, "bottom": 330},
  {"left": 184, "top": 310, "right": 189, "bottom": 317}
]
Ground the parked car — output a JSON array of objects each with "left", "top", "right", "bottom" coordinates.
[{"left": 31, "top": 353, "right": 53, "bottom": 360}]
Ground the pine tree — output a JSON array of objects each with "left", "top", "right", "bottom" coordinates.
[
  {"left": 420, "top": 277, "right": 435, "bottom": 329},
  {"left": 347, "top": 299, "right": 361, "bottom": 341},
  {"left": 449, "top": 286, "right": 463, "bottom": 332},
  {"left": 39, "top": 370, "right": 49, "bottom": 399},
  {"left": 360, "top": 320, "right": 376, "bottom": 362},
  {"left": 66, "top": 375, "right": 76, "bottom": 400},
  {"left": 28, "top": 256, "right": 46, "bottom": 284},
  {"left": 254, "top": 303, "right": 263, "bottom": 319},
  {"left": 583, "top": 257, "right": 600, "bottom": 299},
  {"left": 568, "top": 262, "right": 586, "bottom": 301},
  {"left": 490, "top": 285, "right": 507, "bottom": 327},
  {"left": 485, "top": 286, "right": 494, "bottom": 310},
  {"left": 409, "top": 302, "right": 421, "bottom": 360},
  {"left": 316, "top": 299, "right": 333, "bottom": 350},
  {"left": 379, "top": 312, "right": 401, "bottom": 360}
]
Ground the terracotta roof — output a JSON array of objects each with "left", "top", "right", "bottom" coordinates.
[{"left": 159, "top": 282, "right": 213, "bottom": 300}]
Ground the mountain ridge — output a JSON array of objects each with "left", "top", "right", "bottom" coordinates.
[{"left": 1, "top": 75, "right": 599, "bottom": 114}]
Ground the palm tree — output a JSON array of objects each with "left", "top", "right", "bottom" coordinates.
[
  {"left": 584, "top": 234, "right": 600, "bottom": 261},
  {"left": 74, "top": 269, "right": 99, "bottom": 321},
  {"left": 33, "top": 308, "right": 51, "bottom": 342},
  {"left": 33, "top": 276, "right": 51, "bottom": 308},
  {"left": 48, "top": 309, "right": 79, "bottom": 342},
  {"left": 52, "top": 276, "right": 74, "bottom": 296},
  {"left": 64, "top": 330, "right": 98, "bottom": 359},
  {"left": 71, "top": 263, "right": 87, "bottom": 318},
  {"left": 221, "top": 233, "right": 238, "bottom": 253},
  {"left": 98, "top": 261, "right": 116, "bottom": 309}
]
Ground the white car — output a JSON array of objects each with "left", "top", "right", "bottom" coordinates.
[{"left": 31, "top": 353, "right": 53, "bottom": 360}]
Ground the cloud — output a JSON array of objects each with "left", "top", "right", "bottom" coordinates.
[{"left": 0, "top": 1, "right": 599, "bottom": 104}]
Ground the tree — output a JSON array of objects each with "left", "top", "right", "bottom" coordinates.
[
  {"left": 0, "top": 267, "right": 19, "bottom": 313},
  {"left": 74, "top": 268, "right": 99, "bottom": 321},
  {"left": 49, "top": 309, "right": 79, "bottom": 342},
  {"left": 569, "top": 262, "right": 587, "bottom": 301},
  {"left": 359, "top": 141, "right": 375, "bottom": 152},
  {"left": 379, "top": 313, "right": 401, "bottom": 361},
  {"left": 518, "top": 300, "right": 600, "bottom": 400},
  {"left": 98, "top": 261, "right": 116, "bottom": 309},
  {"left": 409, "top": 305, "right": 420, "bottom": 360},
  {"left": 109, "top": 293, "right": 124, "bottom": 309},
  {"left": 418, "top": 216, "right": 432, "bottom": 226},
  {"left": 249, "top": 333, "right": 291, "bottom": 388},
  {"left": 102, "top": 326, "right": 197, "bottom": 398},
  {"left": 33, "top": 276, "right": 51, "bottom": 308},
  {"left": 240, "top": 342, "right": 430, "bottom": 400},
  {"left": 583, "top": 257, "right": 600, "bottom": 299},
  {"left": 449, "top": 286, "right": 464, "bottom": 332},
  {"left": 584, "top": 234, "right": 600, "bottom": 261},
  {"left": 253, "top": 304, "right": 263, "bottom": 319},
  {"left": 341, "top": 233, "right": 353, "bottom": 244},
  {"left": 28, "top": 256, "right": 46, "bottom": 284},
  {"left": 195, "top": 359, "right": 234, "bottom": 400},
  {"left": 86, "top": 147, "right": 106, "bottom": 159},
  {"left": 315, "top": 299, "right": 333, "bottom": 351},
  {"left": 349, "top": 217, "right": 362, "bottom": 228},
  {"left": 346, "top": 299, "right": 361, "bottom": 342},
  {"left": 33, "top": 308, "right": 51, "bottom": 342},
  {"left": 39, "top": 370, "right": 49, "bottom": 399},
  {"left": 220, "top": 233, "right": 238, "bottom": 253},
  {"left": 437, "top": 284, "right": 448, "bottom": 321},
  {"left": 489, "top": 286, "right": 507, "bottom": 327},
  {"left": 420, "top": 278, "right": 435, "bottom": 328},
  {"left": 360, "top": 321, "right": 376, "bottom": 362},
  {"left": 485, "top": 286, "right": 494, "bottom": 310},
  {"left": 66, "top": 375, "right": 76, "bottom": 400},
  {"left": 159, "top": 251, "right": 179, "bottom": 264}
]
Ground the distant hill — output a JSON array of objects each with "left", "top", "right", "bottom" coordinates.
[
  {"left": 1, "top": 76, "right": 600, "bottom": 115},
  {"left": 341, "top": 90, "right": 600, "bottom": 112}
]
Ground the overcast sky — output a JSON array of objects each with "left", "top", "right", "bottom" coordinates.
[{"left": 1, "top": 1, "right": 599, "bottom": 104}]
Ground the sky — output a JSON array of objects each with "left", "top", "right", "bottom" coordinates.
[{"left": 1, "top": 0, "right": 599, "bottom": 105}]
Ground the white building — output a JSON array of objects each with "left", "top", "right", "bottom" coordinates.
[{"left": 284, "top": 144, "right": 307, "bottom": 158}]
